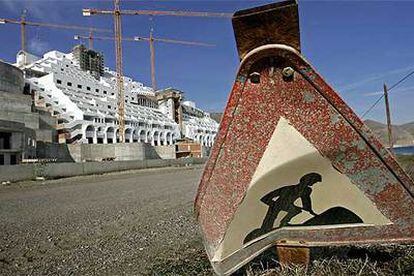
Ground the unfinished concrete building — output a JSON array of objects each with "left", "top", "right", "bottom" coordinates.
[
  {"left": 0, "top": 61, "right": 55, "bottom": 165},
  {"left": 72, "top": 45, "right": 104, "bottom": 80}
]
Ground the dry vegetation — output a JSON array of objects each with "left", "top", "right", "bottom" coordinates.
[
  {"left": 150, "top": 241, "right": 414, "bottom": 276},
  {"left": 248, "top": 245, "right": 414, "bottom": 276},
  {"left": 151, "top": 155, "right": 414, "bottom": 276}
]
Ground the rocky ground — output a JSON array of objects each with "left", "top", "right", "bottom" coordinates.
[
  {"left": 0, "top": 156, "right": 413, "bottom": 275},
  {"left": 0, "top": 166, "right": 211, "bottom": 275}
]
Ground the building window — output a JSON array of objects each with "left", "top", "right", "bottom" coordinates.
[
  {"left": 77, "top": 84, "right": 82, "bottom": 89},
  {"left": 87, "top": 87, "right": 91, "bottom": 91},
  {"left": 0, "top": 154, "right": 3, "bottom": 165},
  {"left": 0, "top": 132, "right": 11, "bottom": 150},
  {"left": 10, "top": 154, "right": 17, "bottom": 165},
  {"left": 103, "top": 90, "right": 107, "bottom": 94},
  {"left": 95, "top": 89, "right": 99, "bottom": 92},
  {"left": 108, "top": 105, "right": 111, "bottom": 109},
  {"left": 67, "top": 82, "right": 72, "bottom": 87},
  {"left": 57, "top": 79, "right": 62, "bottom": 84}
]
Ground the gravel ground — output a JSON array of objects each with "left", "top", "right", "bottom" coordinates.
[
  {"left": 0, "top": 166, "right": 212, "bottom": 275},
  {"left": 0, "top": 156, "right": 413, "bottom": 276}
]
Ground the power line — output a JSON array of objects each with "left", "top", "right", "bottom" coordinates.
[{"left": 361, "top": 69, "right": 414, "bottom": 118}]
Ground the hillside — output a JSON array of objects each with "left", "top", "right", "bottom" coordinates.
[
  {"left": 208, "top": 114, "right": 413, "bottom": 146},
  {"left": 364, "top": 120, "right": 414, "bottom": 146},
  {"left": 210, "top": 112, "right": 223, "bottom": 124}
]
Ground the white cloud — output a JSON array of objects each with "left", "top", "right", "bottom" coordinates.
[
  {"left": 28, "top": 38, "right": 50, "bottom": 54},
  {"left": 2, "top": 0, "right": 18, "bottom": 11},
  {"left": 363, "top": 85, "right": 414, "bottom": 97},
  {"left": 2, "top": 0, "right": 62, "bottom": 22},
  {"left": 363, "top": 91, "right": 383, "bottom": 97},
  {"left": 339, "top": 65, "right": 414, "bottom": 93}
]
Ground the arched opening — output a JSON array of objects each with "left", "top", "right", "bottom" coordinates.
[
  {"left": 138, "top": 130, "right": 145, "bottom": 143},
  {"left": 125, "top": 128, "right": 133, "bottom": 143},
  {"left": 96, "top": 127, "right": 104, "bottom": 144},
  {"left": 208, "top": 135, "right": 213, "bottom": 147},
  {"left": 132, "top": 129, "right": 139, "bottom": 143},
  {"left": 107, "top": 127, "right": 115, "bottom": 144},
  {"left": 116, "top": 129, "right": 120, "bottom": 143},
  {"left": 85, "top": 125, "right": 95, "bottom": 144},
  {"left": 159, "top": 132, "right": 165, "bottom": 146},
  {"left": 146, "top": 130, "right": 151, "bottom": 144},
  {"left": 206, "top": 136, "right": 211, "bottom": 147},
  {"left": 165, "top": 132, "right": 171, "bottom": 146},
  {"left": 153, "top": 131, "right": 159, "bottom": 146}
]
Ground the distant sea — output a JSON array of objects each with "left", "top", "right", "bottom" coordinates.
[{"left": 393, "top": 146, "right": 414, "bottom": 156}]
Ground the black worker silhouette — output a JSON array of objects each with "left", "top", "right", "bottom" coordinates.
[{"left": 244, "top": 172, "right": 363, "bottom": 244}]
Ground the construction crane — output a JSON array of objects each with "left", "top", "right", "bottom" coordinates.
[
  {"left": 0, "top": 11, "right": 112, "bottom": 53},
  {"left": 73, "top": 31, "right": 214, "bottom": 91},
  {"left": 82, "top": 0, "right": 232, "bottom": 143}
]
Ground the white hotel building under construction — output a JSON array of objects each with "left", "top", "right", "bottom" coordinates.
[{"left": 16, "top": 45, "right": 219, "bottom": 147}]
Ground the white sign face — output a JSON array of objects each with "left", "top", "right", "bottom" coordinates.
[{"left": 214, "top": 117, "right": 390, "bottom": 261}]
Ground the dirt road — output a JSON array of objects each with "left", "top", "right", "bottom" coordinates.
[
  {"left": 2, "top": 157, "right": 413, "bottom": 276},
  {"left": 0, "top": 166, "right": 212, "bottom": 275}
]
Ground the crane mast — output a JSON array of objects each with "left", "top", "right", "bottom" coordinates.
[
  {"left": 20, "top": 10, "right": 27, "bottom": 52},
  {"left": 114, "top": 0, "right": 125, "bottom": 143},
  {"left": 82, "top": 1, "right": 231, "bottom": 143},
  {"left": 0, "top": 14, "right": 111, "bottom": 59},
  {"left": 74, "top": 33, "right": 214, "bottom": 93},
  {"left": 149, "top": 28, "right": 156, "bottom": 91}
]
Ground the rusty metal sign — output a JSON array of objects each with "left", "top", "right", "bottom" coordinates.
[
  {"left": 194, "top": 1, "right": 414, "bottom": 275},
  {"left": 232, "top": 0, "right": 300, "bottom": 60}
]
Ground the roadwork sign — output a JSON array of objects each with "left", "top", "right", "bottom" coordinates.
[{"left": 194, "top": 1, "right": 414, "bottom": 275}]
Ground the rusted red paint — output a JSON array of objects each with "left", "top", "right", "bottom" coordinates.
[
  {"left": 194, "top": 45, "right": 414, "bottom": 271},
  {"left": 277, "top": 246, "right": 310, "bottom": 267}
]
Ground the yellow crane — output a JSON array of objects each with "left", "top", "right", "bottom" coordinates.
[
  {"left": 0, "top": 10, "right": 112, "bottom": 53},
  {"left": 73, "top": 31, "right": 214, "bottom": 91},
  {"left": 82, "top": 0, "right": 232, "bottom": 143}
]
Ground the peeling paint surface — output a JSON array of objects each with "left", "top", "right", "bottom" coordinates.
[{"left": 194, "top": 45, "right": 414, "bottom": 274}]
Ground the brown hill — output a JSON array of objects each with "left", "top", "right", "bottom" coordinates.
[
  {"left": 364, "top": 119, "right": 414, "bottom": 146},
  {"left": 207, "top": 113, "right": 413, "bottom": 146},
  {"left": 210, "top": 113, "right": 223, "bottom": 124}
]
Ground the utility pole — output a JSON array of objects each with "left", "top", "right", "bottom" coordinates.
[
  {"left": 384, "top": 83, "right": 394, "bottom": 152},
  {"left": 149, "top": 27, "right": 156, "bottom": 91},
  {"left": 114, "top": 0, "right": 125, "bottom": 143}
]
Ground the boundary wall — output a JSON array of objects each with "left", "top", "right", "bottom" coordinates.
[
  {"left": 36, "top": 143, "right": 176, "bottom": 162},
  {"left": 0, "top": 157, "right": 206, "bottom": 183}
]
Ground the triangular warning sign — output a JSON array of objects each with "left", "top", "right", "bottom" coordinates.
[
  {"left": 194, "top": 44, "right": 414, "bottom": 275},
  {"left": 216, "top": 117, "right": 390, "bottom": 260}
]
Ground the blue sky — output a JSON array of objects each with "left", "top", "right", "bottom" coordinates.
[{"left": 0, "top": 1, "right": 413, "bottom": 124}]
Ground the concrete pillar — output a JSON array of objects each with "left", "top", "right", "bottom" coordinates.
[{"left": 93, "top": 130, "right": 97, "bottom": 144}]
